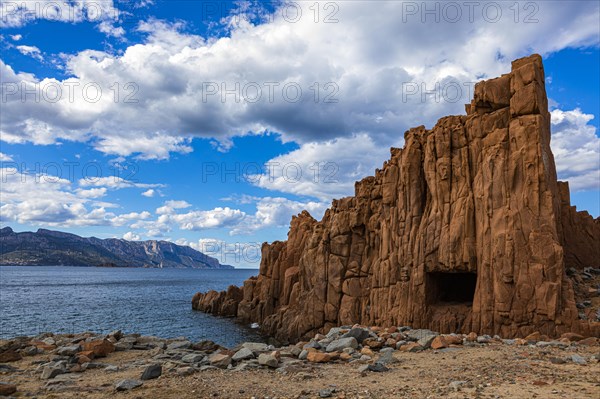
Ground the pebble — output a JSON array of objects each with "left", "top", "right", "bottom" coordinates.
[
  {"left": 367, "top": 362, "right": 389, "bottom": 372},
  {"left": 326, "top": 337, "right": 358, "bottom": 352},
  {"left": 166, "top": 341, "right": 192, "bottom": 350},
  {"left": 40, "top": 366, "right": 64, "bottom": 380},
  {"left": 571, "top": 354, "right": 587, "bottom": 365},
  {"left": 141, "top": 363, "right": 162, "bottom": 380},
  {"left": 319, "top": 388, "right": 333, "bottom": 397},
  {"left": 232, "top": 348, "right": 254, "bottom": 362},
  {"left": 176, "top": 367, "right": 195, "bottom": 376},
  {"left": 342, "top": 327, "right": 371, "bottom": 344},
  {"left": 241, "top": 342, "right": 269, "bottom": 352},
  {"left": 208, "top": 353, "right": 232, "bottom": 369},
  {"left": 417, "top": 334, "right": 437, "bottom": 349},
  {"left": 115, "top": 379, "right": 143, "bottom": 391},
  {"left": 449, "top": 380, "right": 467, "bottom": 391},
  {"left": 258, "top": 353, "right": 279, "bottom": 368},
  {"left": 56, "top": 345, "right": 81, "bottom": 356},
  {"left": 182, "top": 353, "right": 205, "bottom": 363},
  {"left": 298, "top": 350, "right": 309, "bottom": 360}
]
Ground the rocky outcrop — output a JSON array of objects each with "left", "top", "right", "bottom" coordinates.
[
  {"left": 0, "top": 227, "right": 233, "bottom": 269},
  {"left": 193, "top": 54, "right": 600, "bottom": 341}
]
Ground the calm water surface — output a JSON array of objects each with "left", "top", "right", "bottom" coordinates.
[{"left": 0, "top": 266, "right": 263, "bottom": 347}]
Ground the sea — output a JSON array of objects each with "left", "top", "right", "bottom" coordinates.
[{"left": 0, "top": 266, "right": 265, "bottom": 348}]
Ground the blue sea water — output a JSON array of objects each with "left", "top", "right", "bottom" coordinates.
[{"left": 0, "top": 266, "right": 264, "bottom": 347}]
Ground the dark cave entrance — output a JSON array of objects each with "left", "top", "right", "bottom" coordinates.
[{"left": 427, "top": 272, "right": 477, "bottom": 305}]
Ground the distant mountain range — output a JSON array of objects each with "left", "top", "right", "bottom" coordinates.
[{"left": 0, "top": 227, "right": 233, "bottom": 269}]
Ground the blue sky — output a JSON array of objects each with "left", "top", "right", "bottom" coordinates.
[{"left": 1, "top": 1, "right": 599, "bottom": 267}]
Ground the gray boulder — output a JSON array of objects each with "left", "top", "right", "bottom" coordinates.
[
  {"left": 232, "top": 348, "right": 254, "bottom": 362},
  {"left": 258, "top": 353, "right": 279, "bottom": 368},
  {"left": 325, "top": 337, "right": 358, "bottom": 352},
  {"left": 115, "top": 379, "right": 143, "bottom": 391},
  {"left": 140, "top": 364, "right": 162, "bottom": 380}
]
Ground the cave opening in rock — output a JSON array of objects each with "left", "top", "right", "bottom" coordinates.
[{"left": 427, "top": 272, "right": 477, "bottom": 304}]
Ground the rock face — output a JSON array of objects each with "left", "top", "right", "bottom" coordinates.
[{"left": 193, "top": 54, "right": 600, "bottom": 341}]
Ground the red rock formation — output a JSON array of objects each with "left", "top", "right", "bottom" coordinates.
[{"left": 193, "top": 54, "right": 600, "bottom": 342}]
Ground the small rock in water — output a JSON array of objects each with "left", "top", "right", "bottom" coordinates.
[
  {"left": 140, "top": 363, "right": 162, "bottom": 380},
  {"left": 115, "top": 379, "right": 143, "bottom": 391}
]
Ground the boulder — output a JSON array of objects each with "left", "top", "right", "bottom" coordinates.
[
  {"left": 257, "top": 353, "right": 279, "bottom": 368},
  {"left": 232, "top": 348, "right": 254, "bottom": 361},
  {"left": 208, "top": 353, "right": 231, "bottom": 369},
  {"left": 325, "top": 337, "right": 358, "bottom": 352},
  {"left": 181, "top": 354, "right": 205, "bottom": 363},
  {"left": 140, "top": 364, "right": 162, "bottom": 380},
  {"left": 306, "top": 352, "right": 334, "bottom": 363},
  {"left": 56, "top": 345, "right": 81, "bottom": 356},
  {"left": 115, "top": 379, "right": 143, "bottom": 391},
  {"left": 82, "top": 339, "right": 114, "bottom": 357},
  {"left": 342, "top": 327, "right": 371, "bottom": 344}
]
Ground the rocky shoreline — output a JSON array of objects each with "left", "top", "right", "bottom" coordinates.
[{"left": 1, "top": 325, "right": 599, "bottom": 398}]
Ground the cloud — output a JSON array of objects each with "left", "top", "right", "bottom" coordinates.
[
  {"left": 123, "top": 231, "right": 141, "bottom": 241},
  {"left": 249, "top": 134, "right": 390, "bottom": 200},
  {"left": 10, "top": 34, "right": 22, "bottom": 41},
  {"left": 551, "top": 108, "right": 600, "bottom": 191},
  {"left": 0, "top": 152, "right": 13, "bottom": 161},
  {"left": 0, "top": 167, "right": 151, "bottom": 227},
  {"left": 141, "top": 188, "right": 155, "bottom": 197},
  {"left": 111, "top": 211, "right": 151, "bottom": 226},
  {"left": 97, "top": 20, "right": 125, "bottom": 38},
  {"left": 75, "top": 187, "right": 107, "bottom": 198},
  {"left": 128, "top": 195, "right": 327, "bottom": 236},
  {"left": 16, "top": 45, "right": 43, "bottom": 61},
  {"left": 1, "top": 2, "right": 598, "bottom": 159},
  {"left": 156, "top": 200, "right": 192, "bottom": 214},
  {"left": 78, "top": 176, "right": 163, "bottom": 190},
  {"left": 171, "top": 207, "right": 246, "bottom": 230},
  {"left": 230, "top": 196, "right": 328, "bottom": 235}
]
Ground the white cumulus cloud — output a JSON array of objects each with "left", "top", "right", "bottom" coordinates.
[
  {"left": 551, "top": 108, "right": 600, "bottom": 191},
  {"left": 1, "top": 2, "right": 598, "bottom": 160}
]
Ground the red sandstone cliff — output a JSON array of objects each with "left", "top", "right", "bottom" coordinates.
[{"left": 193, "top": 54, "right": 600, "bottom": 342}]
